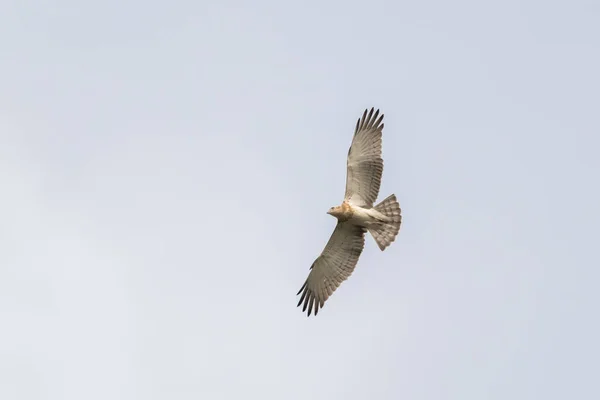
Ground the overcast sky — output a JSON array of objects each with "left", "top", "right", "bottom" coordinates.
[{"left": 1, "top": 1, "right": 599, "bottom": 399}]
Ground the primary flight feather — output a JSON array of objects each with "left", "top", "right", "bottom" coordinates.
[{"left": 297, "top": 107, "right": 402, "bottom": 317}]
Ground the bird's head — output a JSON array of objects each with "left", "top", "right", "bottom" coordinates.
[{"left": 327, "top": 205, "right": 341, "bottom": 218}]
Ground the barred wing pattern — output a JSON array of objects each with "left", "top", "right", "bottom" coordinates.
[
  {"left": 297, "top": 222, "right": 366, "bottom": 316},
  {"left": 344, "top": 108, "right": 384, "bottom": 208}
]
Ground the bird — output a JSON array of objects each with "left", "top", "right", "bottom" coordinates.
[{"left": 296, "top": 107, "right": 402, "bottom": 317}]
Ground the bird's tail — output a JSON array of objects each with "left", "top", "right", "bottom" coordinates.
[{"left": 369, "top": 194, "right": 402, "bottom": 251}]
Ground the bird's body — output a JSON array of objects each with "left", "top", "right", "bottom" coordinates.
[
  {"left": 328, "top": 201, "right": 389, "bottom": 227},
  {"left": 297, "top": 107, "right": 402, "bottom": 316}
]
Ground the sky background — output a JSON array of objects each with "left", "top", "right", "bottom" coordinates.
[{"left": 1, "top": 1, "right": 599, "bottom": 399}]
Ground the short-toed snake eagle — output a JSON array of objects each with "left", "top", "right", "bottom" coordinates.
[{"left": 296, "top": 108, "right": 402, "bottom": 316}]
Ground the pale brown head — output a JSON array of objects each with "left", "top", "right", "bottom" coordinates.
[
  {"left": 327, "top": 203, "right": 353, "bottom": 221},
  {"left": 327, "top": 205, "right": 342, "bottom": 218}
]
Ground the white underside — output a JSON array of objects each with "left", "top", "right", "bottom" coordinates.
[{"left": 348, "top": 205, "right": 389, "bottom": 228}]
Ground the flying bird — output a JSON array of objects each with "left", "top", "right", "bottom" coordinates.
[{"left": 296, "top": 107, "right": 402, "bottom": 316}]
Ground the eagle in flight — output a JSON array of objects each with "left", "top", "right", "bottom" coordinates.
[{"left": 297, "top": 107, "right": 402, "bottom": 316}]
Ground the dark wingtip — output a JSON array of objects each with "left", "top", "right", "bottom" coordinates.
[
  {"left": 358, "top": 107, "right": 384, "bottom": 130},
  {"left": 296, "top": 281, "right": 307, "bottom": 295},
  {"left": 297, "top": 291, "right": 307, "bottom": 307},
  {"left": 367, "top": 108, "right": 374, "bottom": 125}
]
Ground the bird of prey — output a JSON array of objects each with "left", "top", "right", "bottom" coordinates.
[{"left": 296, "top": 107, "right": 402, "bottom": 317}]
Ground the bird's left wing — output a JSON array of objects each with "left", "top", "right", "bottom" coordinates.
[
  {"left": 344, "top": 108, "right": 385, "bottom": 208},
  {"left": 296, "top": 221, "right": 366, "bottom": 316}
]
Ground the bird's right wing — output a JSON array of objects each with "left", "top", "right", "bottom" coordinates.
[{"left": 296, "top": 221, "right": 366, "bottom": 316}]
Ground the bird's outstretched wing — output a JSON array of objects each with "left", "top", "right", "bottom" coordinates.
[
  {"left": 344, "top": 108, "right": 384, "bottom": 208},
  {"left": 297, "top": 221, "right": 366, "bottom": 316}
]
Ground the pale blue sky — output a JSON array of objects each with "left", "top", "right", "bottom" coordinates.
[{"left": 1, "top": 1, "right": 599, "bottom": 399}]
